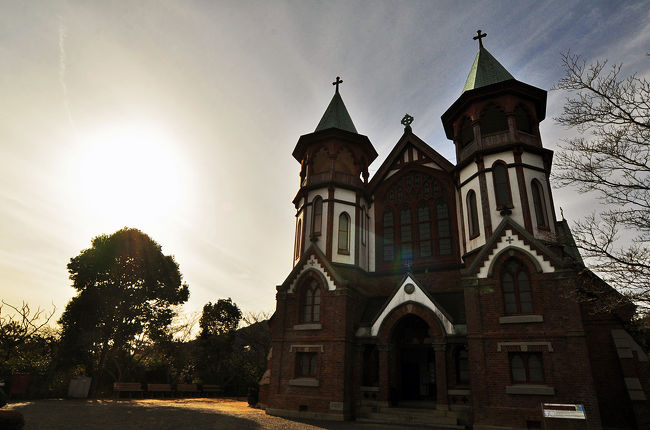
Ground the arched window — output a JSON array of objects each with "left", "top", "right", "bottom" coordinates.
[
  {"left": 311, "top": 197, "right": 323, "bottom": 236},
  {"left": 417, "top": 203, "right": 432, "bottom": 257},
  {"left": 466, "top": 190, "right": 480, "bottom": 238},
  {"left": 338, "top": 212, "right": 350, "bottom": 254},
  {"left": 294, "top": 219, "right": 302, "bottom": 260},
  {"left": 459, "top": 117, "right": 474, "bottom": 146},
  {"left": 436, "top": 201, "right": 452, "bottom": 256},
  {"left": 492, "top": 162, "right": 512, "bottom": 210},
  {"left": 301, "top": 280, "right": 321, "bottom": 323},
  {"left": 480, "top": 103, "right": 508, "bottom": 135},
  {"left": 399, "top": 207, "right": 413, "bottom": 260},
  {"left": 501, "top": 259, "right": 532, "bottom": 314},
  {"left": 515, "top": 105, "right": 533, "bottom": 134},
  {"left": 383, "top": 210, "right": 395, "bottom": 261},
  {"left": 531, "top": 179, "right": 548, "bottom": 228}
]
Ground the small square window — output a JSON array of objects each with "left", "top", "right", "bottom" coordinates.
[{"left": 509, "top": 352, "right": 543, "bottom": 383}]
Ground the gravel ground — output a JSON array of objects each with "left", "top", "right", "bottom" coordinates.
[{"left": 6, "top": 398, "right": 423, "bottom": 430}]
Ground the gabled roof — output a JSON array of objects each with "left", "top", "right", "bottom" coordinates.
[
  {"left": 462, "top": 45, "right": 514, "bottom": 92},
  {"left": 314, "top": 91, "right": 357, "bottom": 133},
  {"left": 463, "top": 216, "right": 565, "bottom": 278},
  {"left": 368, "top": 128, "right": 455, "bottom": 192}
]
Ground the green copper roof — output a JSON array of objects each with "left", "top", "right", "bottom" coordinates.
[
  {"left": 314, "top": 91, "right": 357, "bottom": 133},
  {"left": 462, "top": 46, "right": 514, "bottom": 92}
]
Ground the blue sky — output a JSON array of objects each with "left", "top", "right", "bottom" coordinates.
[{"left": 1, "top": 0, "right": 649, "bottom": 321}]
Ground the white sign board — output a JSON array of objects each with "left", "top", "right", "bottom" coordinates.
[{"left": 542, "top": 403, "right": 586, "bottom": 420}]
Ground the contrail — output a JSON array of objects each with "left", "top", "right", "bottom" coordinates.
[{"left": 58, "top": 15, "right": 76, "bottom": 131}]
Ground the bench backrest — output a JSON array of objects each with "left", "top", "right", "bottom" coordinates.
[{"left": 113, "top": 382, "right": 142, "bottom": 391}]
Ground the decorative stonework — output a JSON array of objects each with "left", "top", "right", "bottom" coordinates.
[
  {"left": 477, "top": 229, "right": 554, "bottom": 278},
  {"left": 370, "top": 275, "right": 456, "bottom": 336},
  {"left": 288, "top": 255, "right": 336, "bottom": 293}
]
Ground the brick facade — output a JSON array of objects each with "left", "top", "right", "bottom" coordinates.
[{"left": 259, "top": 42, "right": 650, "bottom": 429}]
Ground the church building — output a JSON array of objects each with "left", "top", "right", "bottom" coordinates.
[{"left": 258, "top": 32, "right": 650, "bottom": 430}]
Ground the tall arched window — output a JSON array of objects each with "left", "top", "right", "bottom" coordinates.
[
  {"left": 492, "top": 162, "right": 512, "bottom": 210},
  {"left": 302, "top": 280, "right": 321, "bottom": 323},
  {"left": 531, "top": 179, "right": 548, "bottom": 228},
  {"left": 480, "top": 103, "right": 508, "bottom": 135},
  {"left": 338, "top": 212, "right": 350, "bottom": 254},
  {"left": 399, "top": 207, "right": 413, "bottom": 260},
  {"left": 436, "top": 201, "right": 452, "bottom": 256},
  {"left": 459, "top": 117, "right": 474, "bottom": 147},
  {"left": 311, "top": 196, "right": 323, "bottom": 237},
  {"left": 467, "top": 190, "right": 480, "bottom": 238},
  {"left": 515, "top": 105, "right": 533, "bottom": 134},
  {"left": 501, "top": 259, "right": 532, "bottom": 314},
  {"left": 383, "top": 210, "right": 395, "bottom": 261},
  {"left": 417, "top": 203, "right": 432, "bottom": 257},
  {"left": 294, "top": 219, "right": 302, "bottom": 260}
]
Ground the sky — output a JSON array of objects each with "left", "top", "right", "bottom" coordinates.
[{"left": 1, "top": 0, "right": 649, "bottom": 323}]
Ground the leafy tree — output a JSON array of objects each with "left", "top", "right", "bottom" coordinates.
[
  {"left": 199, "top": 299, "right": 242, "bottom": 338},
  {"left": 553, "top": 52, "right": 650, "bottom": 307},
  {"left": 58, "top": 228, "right": 189, "bottom": 392}
]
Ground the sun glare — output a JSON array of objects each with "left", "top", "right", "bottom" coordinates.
[{"left": 75, "top": 123, "right": 184, "bottom": 227}]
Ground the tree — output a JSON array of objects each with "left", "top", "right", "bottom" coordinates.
[
  {"left": 552, "top": 52, "right": 650, "bottom": 307},
  {"left": 0, "top": 301, "right": 55, "bottom": 363},
  {"left": 58, "top": 228, "right": 189, "bottom": 392},
  {"left": 199, "top": 299, "right": 242, "bottom": 338}
]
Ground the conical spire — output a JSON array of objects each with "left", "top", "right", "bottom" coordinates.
[
  {"left": 462, "top": 31, "right": 514, "bottom": 92},
  {"left": 314, "top": 77, "right": 357, "bottom": 133}
]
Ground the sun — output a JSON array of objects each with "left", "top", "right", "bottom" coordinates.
[{"left": 75, "top": 122, "right": 185, "bottom": 228}]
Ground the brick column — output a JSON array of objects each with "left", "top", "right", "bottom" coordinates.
[
  {"left": 434, "top": 343, "right": 448, "bottom": 410},
  {"left": 378, "top": 344, "right": 391, "bottom": 403}
]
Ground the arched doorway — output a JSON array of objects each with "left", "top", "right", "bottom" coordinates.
[{"left": 391, "top": 314, "right": 436, "bottom": 403}]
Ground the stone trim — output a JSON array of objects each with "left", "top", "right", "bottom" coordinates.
[
  {"left": 625, "top": 377, "right": 647, "bottom": 401},
  {"left": 497, "top": 341, "right": 553, "bottom": 352},
  {"left": 360, "top": 386, "right": 379, "bottom": 392},
  {"left": 499, "top": 315, "right": 543, "bottom": 324},
  {"left": 505, "top": 384, "right": 555, "bottom": 395},
  {"left": 477, "top": 229, "right": 554, "bottom": 278},
  {"left": 293, "top": 323, "right": 322, "bottom": 330},
  {"left": 288, "top": 255, "right": 336, "bottom": 293},
  {"left": 289, "top": 378, "right": 319, "bottom": 387},
  {"left": 290, "top": 344, "right": 324, "bottom": 352}
]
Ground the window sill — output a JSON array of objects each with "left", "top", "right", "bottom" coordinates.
[
  {"left": 499, "top": 315, "right": 543, "bottom": 324},
  {"left": 448, "top": 389, "right": 470, "bottom": 396},
  {"left": 506, "top": 384, "right": 554, "bottom": 395},
  {"left": 337, "top": 250, "right": 350, "bottom": 255},
  {"left": 289, "top": 378, "right": 319, "bottom": 387},
  {"left": 293, "top": 323, "right": 322, "bottom": 330},
  {"left": 360, "top": 386, "right": 379, "bottom": 392}
]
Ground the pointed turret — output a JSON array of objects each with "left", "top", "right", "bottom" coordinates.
[
  {"left": 315, "top": 91, "right": 357, "bottom": 133},
  {"left": 462, "top": 45, "right": 514, "bottom": 92},
  {"left": 291, "top": 77, "right": 377, "bottom": 264}
]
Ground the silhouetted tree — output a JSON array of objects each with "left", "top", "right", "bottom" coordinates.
[
  {"left": 58, "top": 228, "right": 189, "bottom": 393},
  {"left": 553, "top": 52, "right": 650, "bottom": 307},
  {"left": 199, "top": 299, "right": 241, "bottom": 338}
]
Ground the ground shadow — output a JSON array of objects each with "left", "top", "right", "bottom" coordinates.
[{"left": 9, "top": 399, "right": 261, "bottom": 430}]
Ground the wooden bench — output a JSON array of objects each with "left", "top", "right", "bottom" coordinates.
[
  {"left": 201, "top": 384, "right": 222, "bottom": 397},
  {"left": 113, "top": 382, "right": 143, "bottom": 398},
  {"left": 176, "top": 383, "right": 199, "bottom": 397},
  {"left": 147, "top": 383, "right": 172, "bottom": 397}
]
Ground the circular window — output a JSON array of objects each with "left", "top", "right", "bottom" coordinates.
[{"left": 404, "top": 283, "right": 415, "bottom": 294}]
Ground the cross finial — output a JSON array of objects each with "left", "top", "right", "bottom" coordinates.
[
  {"left": 332, "top": 76, "right": 343, "bottom": 93},
  {"left": 473, "top": 29, "right": 487, "bottom": 48},
  {"left": 401, "top": 113, "right": 414, "bottom": 131}
]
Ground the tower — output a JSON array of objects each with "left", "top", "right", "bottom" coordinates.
[
  {"left": 442, "top": 30, "right": 555, "bottom": 256},
  {"left": 291, "top": 77, "right": 377, "bottom": 269}
]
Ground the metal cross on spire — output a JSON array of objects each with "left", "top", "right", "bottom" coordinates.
[
  {"left": 332, "top": 76, "right": 343, "bottom": 93},
  {"left": 473, "top": 29, "right": 487, "bottom": 48}
]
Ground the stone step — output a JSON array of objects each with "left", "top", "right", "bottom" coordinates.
[
  {"left": 359, "top": 411, "right": 460, "bottom": 427},
  {"left": 357, "top": 415, "right": 465, "bottom": 429}
]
